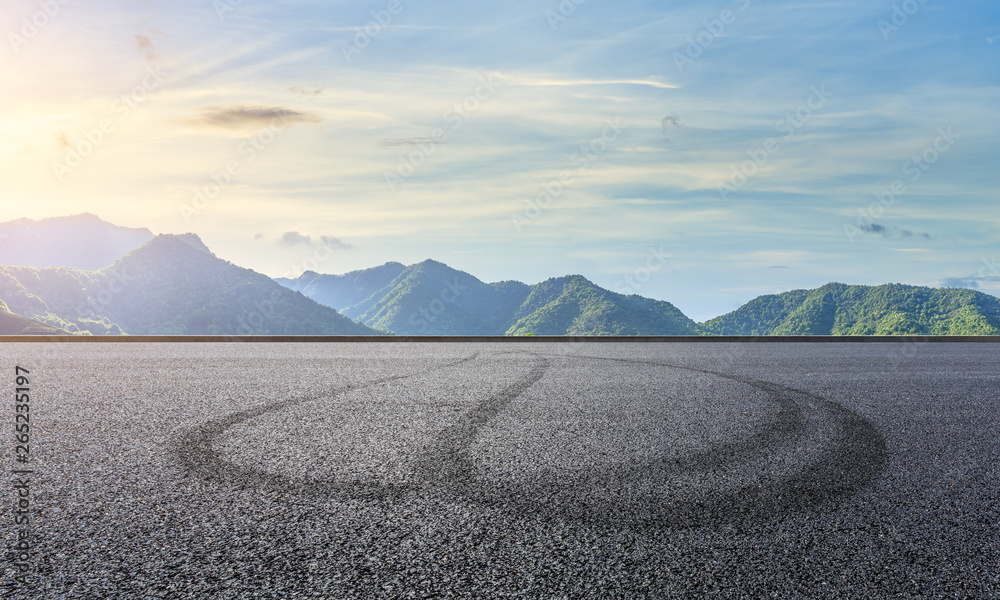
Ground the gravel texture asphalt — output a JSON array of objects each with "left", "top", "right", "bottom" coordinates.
[{"left": 2, "top": 342, "right": 998, "bottom": 599}]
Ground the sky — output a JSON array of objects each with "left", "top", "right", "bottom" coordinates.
[{"left": 1, "top": 0, "right": 998, "bottom": 321}]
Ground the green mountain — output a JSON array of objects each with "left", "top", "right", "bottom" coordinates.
[
  {"left": 0, "top": 234, "right": 378, "bottom": 335},
  {"left": 275, "top": 262, "right": 407, "bottom": 310},
  {"left": 343, "top": 260, "right": 530, "bottom": 335},
  {"left": 279, "top": 261, "right": 696, "bottom": 336},
  {"left": 0, "top": 213, "right": 153, "bottom": 270},
  {"left": 700, "top": 282, "right": 1000, "bottom": 335},
  {"left": 0, "top": 300, "right": 70, "bottom": 335},
  {"left": 505, "top": 275, "right": 699, "bottom": 336},
  {"left": 6, "top": 212, "right": 998, "bottom": 337}
]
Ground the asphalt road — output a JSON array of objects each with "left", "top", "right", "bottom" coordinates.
[{"left": 2, "top": 342, "right": 998, "bottom": 598}]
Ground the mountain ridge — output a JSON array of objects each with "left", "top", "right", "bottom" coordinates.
[
  {"left": 0, "top": 233, "right": 378, "bottom": 335},
  {"left": 280, "top": 262, "right": 695, "bottom": 336},
  {"left": 700, "top": 282, "right": 1000, "bottom": 335},
  {"left": 2, "top": 215, "right": 998, "bottom": 336},
  {"left": 281, "top": 264, "right": 1000, "bottom": 336},
  {"left": 0, "top": 213, "right": 154, "bottom": 270}
]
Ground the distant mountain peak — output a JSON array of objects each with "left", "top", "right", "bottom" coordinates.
[
  {"left": 116, "top": 233, "right": 216, "bottom": 265},
  {"left": 276, "top": 258, "right": 696, "bottom": 336},
  {"left": 413, "top": 258, "right": 451, "bottom": 270},
  {"left": 66, "top": 212, "right": 103, "bottom": 222},
  {"left": 174, "top": 233, "right": 213, "bottom": 255},
  {"left": 539, "top": 274, "right": 593, "bottom": 287},
  {"left": 0, "top": 214, "right": 155, "bottom": 270},
  {"left": 1, "top": 230, "right": 377, "bottom": 336}
]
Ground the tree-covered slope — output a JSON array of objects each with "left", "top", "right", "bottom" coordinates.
[
  {"left": 0, "top": 262, "right": 126, "bottom": 334},
  {"left": 286, "top": 262, "right": 698, "bottom": 336},
  {"left": 0, "top": 299, "right": 71, "bottom": 335},
  {"left": 275, "top": 262, "right": 407, "bottom": 310},
  {"left": 344, "top": 260, "right": 530, "bottom": 335},
  {"left": 0, "top": 234, "right": 378, "bottom": 335},
  {"left": 506, "top": 275, "right": 699, "bottom": 336},
  {"left": 700, "top": 283, "right": 1000, "bottom": 335}
]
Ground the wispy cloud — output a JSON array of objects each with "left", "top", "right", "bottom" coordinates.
[
  {"left": 5, "top": 0, "right": 999, "bottom": 320},
  {"left": 277, "top": 231, "right": 353, "bottom": 250},
  {"left": 378, "top": 137, "right": 441, "bottom": 148},
  {"left": 134, "top": 34, "right": 156, "bottom": 60},
  {"left": 857, "top": 223, "right": 932, "bottom": 240},
  {"left": 661, "top": 114, "right": 683, "bottom": 139},
  {"left": 289, "top": 86, "right": 324, "bottom": 98},
  {"left": 941, "top": 276, "right": 980, "bottom": 289},
  {"left": 940, "top": 275, "right": 1000, "bottom": 289},
  {"left": 188, "top": 106, "right": 322, "bottom": 129},
  {"left": 499, "top": 74, "right": 678, "bottom": 89}
]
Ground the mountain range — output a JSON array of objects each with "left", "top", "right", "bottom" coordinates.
[
  {"left": 0, "top": 213, "right": 153, "bottom": 270},
  {"left": 0, "top": 232, "right": 375, "bottom": 335},
  {"left": 1, "top": 214, "right": 998, "bottom": 336},
  {"left": 279, "top": 260, "right": 697, "bottom": 335},
  {"left": 280, "top": 263, "right": 1000, "bottom": 336}
]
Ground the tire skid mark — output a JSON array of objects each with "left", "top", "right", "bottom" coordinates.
[
  {"left": 442, "top": 352, "right": 886, "bottom": 529},
  {"left": 175, "top": 352, "right": 482, "bottom": 500},
  {"left": 415, "top": 355, "right": 550, "bottom": 486},
  {"left": 178, "top": 349, "right": 886, "bottom": 531}
]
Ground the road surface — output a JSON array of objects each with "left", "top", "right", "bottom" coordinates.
[{"left": 2, "top": 342, "right": 998, "bottom": 598}]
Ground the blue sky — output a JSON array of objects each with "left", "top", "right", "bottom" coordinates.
[{"left": 2, "top": 0, "right": 998, "bottom": 320}]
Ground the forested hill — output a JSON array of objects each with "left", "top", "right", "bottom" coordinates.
[
  {"left": 280, "top": 261, "right": 698, "bottom": 336},
  {"left": 505, "top": 275, "right": 699, "bottom": 336},
  {"left": 0, "top": 300, "right": 70, "bottom": 335},
  {"left": 0, "top": 234, "right": 379, "bottom": 335},
  {"left": 4, "top": 211, "right": 999, "bottom": 337},
  {"left": 339, "top": 259, "right": 529, "bottom": 335},
  {"left": 699, "top": 283, "right": 1000, "bottom": 335}
]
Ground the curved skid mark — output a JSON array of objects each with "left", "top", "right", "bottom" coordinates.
[
  {"left": 177, "top": 349, "right": 886, "bottom": 531},
  {"left": 175, "top": 352, "right": 481, "bottom": 499},
  {"left": 415, "top": 356, "right": 550, "bottom": 485},
  {"left": 438, "top": 352, "right": 886, "bottom": 529}
]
